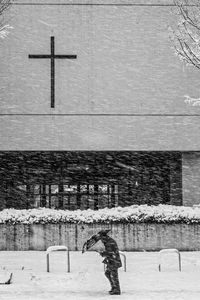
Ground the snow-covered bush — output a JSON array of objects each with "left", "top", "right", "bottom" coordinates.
[{"left": 1, "top": 205, "right": 200, "bottom": 225}]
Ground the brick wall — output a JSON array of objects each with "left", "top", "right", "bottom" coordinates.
[
  {"left": 169, "top": 153, "right": 182, "bottom": 205},
  {"left": 182, "top": 153, "right": 200, "bottom": 206}
]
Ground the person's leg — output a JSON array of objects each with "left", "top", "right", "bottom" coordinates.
[
  {"left": 105, "top": 266, "right": 114, "bottom": 291},
  {"left": 109, "top": 268, "right": 121, "bottom": 295}
]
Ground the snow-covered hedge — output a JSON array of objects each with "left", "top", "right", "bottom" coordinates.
[{"left": 1, "top": 205, "right": 200, "bottom": 225}]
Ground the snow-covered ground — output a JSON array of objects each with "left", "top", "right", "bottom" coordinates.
[{"left": 1, "top": 251, "right": 200, "bottom": 299}]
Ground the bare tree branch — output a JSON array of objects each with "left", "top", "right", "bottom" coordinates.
[
  {"left": 171, "top": 0, "right": 200, "bottom": 70},
  {"left": 179, "top": 2, "right": 200, "bottom": 31},
  {"left": 0, "top": 0, "right": 11, "bottom": 39},
  {"left": 178, "top": 37, "right": 200, "bottom": 69},
  {"left": 0, "top": 0, "right": 10, "bottom": 16}
]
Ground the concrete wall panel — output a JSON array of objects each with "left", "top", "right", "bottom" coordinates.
[
  {"left": 0, "top": 116, "right": 200, "bottom": 150},
  {"left": 1, "top": 3, "right": 200, "bottom": 150},
  {"left": 1, "top": 223, "right": 200, "bottom": 251}
]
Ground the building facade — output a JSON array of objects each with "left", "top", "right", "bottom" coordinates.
[{"left": 0, "top": 0, "right": 200, "bottom": 209}]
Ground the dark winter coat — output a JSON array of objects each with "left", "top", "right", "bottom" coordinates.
[{"left": 100, "top": 235, "right": 122, "bottom": 269}]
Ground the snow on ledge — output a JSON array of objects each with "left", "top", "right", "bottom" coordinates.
[
  {"left": 1, "top": 204, "right": 200, "bottom": 225},
  {"left": 46, "top": 245, "right": 68, "bottom": 253}
]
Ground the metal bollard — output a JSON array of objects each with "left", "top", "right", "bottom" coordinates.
[
  {"left": 46, "top": 245, "right": 70, "bottom": 273},
  {"left": 158, "top": 248, "right": 181, "bottom": 272},
  {"left": 119, "top": 251, "right": 127, "bottom": 272}
]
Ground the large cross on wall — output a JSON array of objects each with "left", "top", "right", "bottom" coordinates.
[{"left": 29, "top": 36, "right": 77, "bottom": 108}]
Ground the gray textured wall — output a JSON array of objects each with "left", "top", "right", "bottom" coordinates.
[
  {"left": 1, "top": 223, "right": 200, "bottom": 251},
  {"left": 0, "top": 1, "right": 200, "bottom": 150}
]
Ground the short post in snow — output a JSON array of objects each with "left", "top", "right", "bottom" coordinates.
[
  {"left": 158, "top": 248, "right": 181, "bottom": 272},
  {"left": 119, "top": 251, "right": 127, "bottom": 272},
  {"left": 46, "top": 245, "right": 70, "bottom": 273}
]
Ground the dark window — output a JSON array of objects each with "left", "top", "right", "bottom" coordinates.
[{"left": 17, "top": 183, "right": 119, "bottom": 210}]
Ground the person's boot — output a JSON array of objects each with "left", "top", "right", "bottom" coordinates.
[
  {"left": 109, "top": 289, "right": 121, "bottom": 295},
  {"left": 109, "top": 286, "right": 115, "bottom": 293}
]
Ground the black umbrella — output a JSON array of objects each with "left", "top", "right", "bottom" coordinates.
[{"left": 82, "top": 230, "right": 110, "bottom": 253}]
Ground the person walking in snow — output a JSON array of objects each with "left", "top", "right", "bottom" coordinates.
[
  {"left": 98, "top": 230, "right": 122, "bottom": 295},
  {"left": 82, "top": 229, "right": 122, "bottom": 295}
]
